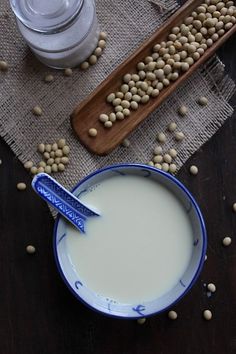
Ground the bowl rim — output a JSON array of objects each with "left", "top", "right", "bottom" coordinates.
[{"left": 53, "top": 163, "right": 207, "bottom": 319}]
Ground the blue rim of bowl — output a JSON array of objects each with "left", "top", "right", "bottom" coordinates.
[{"left": 53, "top": 163, "right": 207, "bottom": 319}]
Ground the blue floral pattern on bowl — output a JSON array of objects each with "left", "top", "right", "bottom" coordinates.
[{"left": 53, "top": 164, "right": 207, "bottom": 319}]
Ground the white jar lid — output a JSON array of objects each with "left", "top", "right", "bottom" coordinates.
[{"left": 10, "top": 0, "right": 84, "bottom": 33}]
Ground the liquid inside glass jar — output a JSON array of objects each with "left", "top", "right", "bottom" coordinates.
[{"left": 10, "top": 0, "right": 100, "bottom": 68}]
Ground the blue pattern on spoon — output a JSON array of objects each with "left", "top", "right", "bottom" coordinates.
[{"left": 32, "top": 173, "right": 99, "bottom": 233}]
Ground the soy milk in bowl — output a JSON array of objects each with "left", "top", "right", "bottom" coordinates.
[{"left": 54, "top": 164, "right": 207, "bottom": 318}]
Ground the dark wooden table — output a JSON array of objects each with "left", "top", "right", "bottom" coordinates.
[{"left": 0, "top": 23, "right": 236, "bottom": 354}]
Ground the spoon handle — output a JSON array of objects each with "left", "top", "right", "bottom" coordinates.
[{"left": 32, "top": 173, "right": 98, "bottom": 233}]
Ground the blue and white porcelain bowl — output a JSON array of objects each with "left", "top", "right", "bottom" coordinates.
[{"left": 53, "top": 164, "right": 207, "bottom": 318}]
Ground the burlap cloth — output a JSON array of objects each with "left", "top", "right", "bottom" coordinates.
[{"left": 0, "top": 0, "right": 235, "bottom": 201}]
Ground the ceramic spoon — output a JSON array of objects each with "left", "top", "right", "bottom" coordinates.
[{"left": 32, "top": 173, "right": 99, "bottom": 233}]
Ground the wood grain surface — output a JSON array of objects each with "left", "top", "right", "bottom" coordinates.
[
  {"left": 0, "top": 4, "right": 236, "bottom": 354},
  {"left": 71, "top": 0, "right": 236, "bottom": 155}
]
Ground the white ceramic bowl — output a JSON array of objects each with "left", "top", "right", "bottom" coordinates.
[{"left": 53, "top": 164, "right": 207, "bottom": 318}]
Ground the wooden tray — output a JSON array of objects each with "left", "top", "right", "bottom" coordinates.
[{"left": 71, "top": 0, "right": 236, "bottom": 155}]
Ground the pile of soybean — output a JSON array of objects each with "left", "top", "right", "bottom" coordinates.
[{"left": 88, "top": 0, "right": 235, "bottom": 136}]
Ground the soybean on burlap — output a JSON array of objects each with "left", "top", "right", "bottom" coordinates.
[{"left": 0, "top": 0, "right": 235, "bottom": 193}]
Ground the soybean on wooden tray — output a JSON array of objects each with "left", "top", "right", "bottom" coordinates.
[{"left": 71, "top": 0, "right": 236, "bottom": 156}]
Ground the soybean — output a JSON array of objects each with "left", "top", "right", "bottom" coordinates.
[
  {"left": 44, "top": 74, "right": 54, "bottom": 83},
  {"left": 80, "top": 61, "right": 90, "bottom": 70},
  {"left": 137, "top": 318, "right": 146, "bottom": 325},
  {"left": 62, "top": 146, "right": 70, "bottom": 155},
  {"left": 122, "top": 139, "right": 130, "bottom": 147},
  {"left": 168, "top": 311, "right": 178, "bottom": 320},
  {"left": 32, "top": 106, "right": 42, "bottom": 116},
  {"left": 156, "top": 132, "right": 167, "bottom": 143},
  {"left": 154, "top": 146, "right": 163, "bottom": 155},
  {"left": 58, "top": 163, "right": 65, "bottom": 172},
  {"left": 163, "top": 154, "right": 172, "bottom": 164},
  {"left": 198, "top": 96, "right": 208, "bottom": 106},
  {"left": 175, "top": 132, "right": 185, "bottom": 141},
  {"left": 169, "top": 148, "right": 177, "bottom": 158},
  {"left": 30, "top": 166, "right": 38, "bottom": 175},
  {"left": 64, "top": 68, "right": 73, "bottom": 76},
  {"left": 58, "top": 139, "right": 66, "bottom": 148},
  {"left": 88, "top": 128, "right": 97, "bottom": 137},
  {"left": 99, "top": 113, "right": 109, "bottom": 123},
  {"left": 0, "top": 60, "right": 8, "bottom": 71},
  {"left": 17, "top": 182, "right": 27, "bottom": 191},
  {"left": 24, "top": 161, "right": 33, "bottom": 170},
  {"left": 207, "top": 283, "right": 216, "bottom": 293},
  {"left": 45, "top": 165, "right": 52, "bottom": 174},
  {"left": 203, "top": 310, "right": 212, "bottom": 321},
  {"left": 98, "top": 40, "right": 106, "bottom": 49},
  {"left": 190, "top": 165, "right": 198, "bottom": 175},
  {"left": 178, "top": 105, "right": 188, "bottom": 116},
  {"left": 222, "top": 236, "right": 232, "bottom": 246},
  {"left": 104, "top": 121, "right": 113, "bottom": 128},
  {"left": 26, "top": 245, "right": 36, "bottom": 254},
  {"left": 169, "top": 164, "right": 177, "bottom": 173},
  {"left": 168, "top": 122, "right": 177, "bottom": 132}
]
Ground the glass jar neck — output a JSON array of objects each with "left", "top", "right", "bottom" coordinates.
[{"left": 10, "top": 0, "right": 84, "bottom": 34}]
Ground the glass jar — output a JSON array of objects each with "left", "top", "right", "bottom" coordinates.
[{"left": 10, "top": 0, "right": 100, "bottom": 68}]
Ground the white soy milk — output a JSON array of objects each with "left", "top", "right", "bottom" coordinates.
[{"left": 66, "top": 174, "right": 193, "bottom": 303}]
